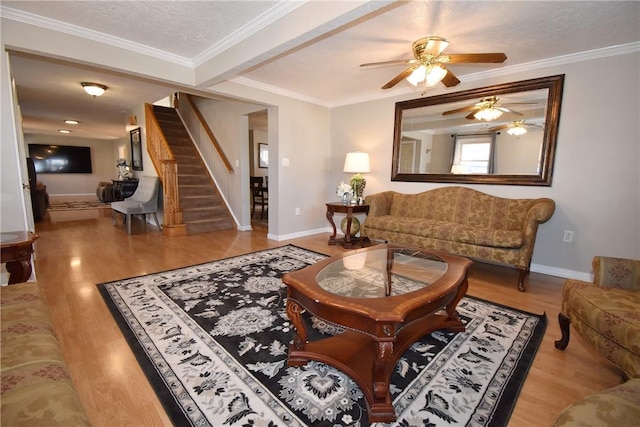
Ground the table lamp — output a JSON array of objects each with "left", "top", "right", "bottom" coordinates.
[{"left": 343, "top": 152, "right": 371, "bottom": 202}]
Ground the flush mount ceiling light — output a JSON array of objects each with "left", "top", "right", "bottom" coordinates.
[
  {"left": 58, "top": 129, "right": 71, "bottom": 134},
  {"left": 81, "top": 82, "right": 107, "bottom": 97},
  {"left": 64, "top": 119, "right": 79, "bottom": 125}
]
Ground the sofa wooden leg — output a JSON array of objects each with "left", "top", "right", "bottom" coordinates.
[
  {"left": 517, "top": 268, "right": 529, "bottom": 292},
  {"left": 554, "top": 312, "right": 571, "bottom": 350}
]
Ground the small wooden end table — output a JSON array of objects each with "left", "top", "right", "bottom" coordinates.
[
  {"left": 283, "top": 244, "right": 472, "bottom": 422},
  {"left": 325, "top": 202, "right": 369, "bottom": 248},
  {"left": 1, "top": 231, "right": 39, "bottom": 284}
]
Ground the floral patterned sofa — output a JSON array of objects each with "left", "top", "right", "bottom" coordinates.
[
  {"left": 362, "top": 186, "right": 555, "bottom": 291},
  {"left": 1, "top": 282, "right": 92, "bottom": 426},
  {"left": 555, "top": 256, "right": 640, "bottom": 378},
  {"left": 553, "top": 256, "right": 639, "bottom": 426}
]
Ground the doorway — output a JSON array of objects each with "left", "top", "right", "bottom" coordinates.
[{"left": 248, "top": 110, "right": 268, "bottom": 231}]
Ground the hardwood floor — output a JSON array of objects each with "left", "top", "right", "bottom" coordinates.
[{"left": 31, "top": 214, "right": 623, "bottom": 426}]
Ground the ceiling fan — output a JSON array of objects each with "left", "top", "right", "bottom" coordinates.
[
  {"left": 360, "top": 36, "right": 507, "bottom": 90},
  {"left": 489, "top": 120, "right": 543, "bottom": 136},
  {"left": 442, "top": 96, "right": 533, "bottom": 121}
]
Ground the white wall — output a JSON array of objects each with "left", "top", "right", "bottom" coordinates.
[
  {"left": 23, "top": 134, "right": 120, "bottom": 196},
  {"left": 330, "top": 52, "right": 640, "bottom": 278}
]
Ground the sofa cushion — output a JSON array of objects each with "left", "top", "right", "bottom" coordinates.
[
  {"left": 364, "top": 216, "right": 524, "bottom": 248},
  {"left": 553, "top": 378, "right": 640, "bottom": 426},
  {"left": 563, "top": 280, "right": 640, "bottom": 376},
  {"left": 387, "top": 186, "right": 533, "bottom": 232}
]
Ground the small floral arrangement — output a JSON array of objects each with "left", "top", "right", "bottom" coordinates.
[
  {"left": 116, "top": 158, "right": 133, "bottom": 179},
  {"left": 336, "top": 181, "right": 353, "bottom": 197}
]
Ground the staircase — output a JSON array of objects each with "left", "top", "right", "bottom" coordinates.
[{"left": 151, "top": 105, "right": 235, "bottom": 234}]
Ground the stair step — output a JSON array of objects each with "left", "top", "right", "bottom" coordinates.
[
  {"left": 177, "top": 164, "right": 207, "bottom": 175},
  {"left": 179, "top": 195, "right": 221, "bottom": 208},
  {"left": 180, "top": 185, "right": 217, "bottom": 196},
  {"left": 174, "top": 152, "right": 199, "bottom": 160},
  {"left": 172, "top": 145, "right": 198, "bottom": 156},
  {"left": 182, "top": 205, "right": 228, "bottom": 221},
  {"left": 178, "top": 174, "right": 211, "bottom": 185}
]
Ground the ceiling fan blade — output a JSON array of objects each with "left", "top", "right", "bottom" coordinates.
[
  {"left": 465, "top": 111, "right": 477, "bottom": 120},
  {"left": 360, "top": 58, "right": 416, "bottom": 68},
  {"left": 489, "top": 124, "right": 509, "bottom": 132},
  {"left": 496, "top": 106, "right": 524, "bottom": 115},
  {"left": 381, "top": 66, "right": 416, "bottom": 90},
  {"left": 441, "top": 69, "right": 460, "bottom": 87},
  {"left": 443, "top": 53, "right": 507, "bottom": 63},
  {"left": 442, "top": 104, "right": 478, "bottom": 116}
]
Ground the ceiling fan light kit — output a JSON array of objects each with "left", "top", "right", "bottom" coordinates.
[
  {"left": 406, "top": 63, "right": 448, "bottom": 87},
  {"left": 81, "top": 82, "right": 108, "bottom": 97},
  {"left": 361, "top": 35, "right": 507, "bottom": 91},
  {"left": 474, "top": 107, "right": 503, "bottom": 121}
]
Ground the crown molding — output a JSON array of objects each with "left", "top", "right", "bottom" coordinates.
[
  {"left": 228, "top": 77, "right": 333, "bottom": 108},
  {"left": 1, "top": 6, "right": 193, "bottom": 66},
  {"left": 191, "top": 1, "right": 305, "bottom": 67}
]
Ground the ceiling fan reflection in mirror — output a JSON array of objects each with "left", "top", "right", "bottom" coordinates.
[
  {"left": 442, "top": 96, "right": 537, "bottom": 121},
  {"left": 489, "top": 120, "right": 543, "bottom": 136},
  {"left": 360, "top": 36, "right": 507, "bottom": 91}
]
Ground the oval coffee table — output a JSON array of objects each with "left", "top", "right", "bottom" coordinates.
[{"left": 282, "top": 244, "right": 473, "bottom": 423}]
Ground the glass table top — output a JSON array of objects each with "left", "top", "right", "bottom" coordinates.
[{"left": 316, "top": 247, "right": 447, "bottom": 298}]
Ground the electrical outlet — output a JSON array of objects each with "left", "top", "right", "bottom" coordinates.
[
  {"left": 563, "top": 230, "right": 574, "bottom": 243},
  {"left": 295, "top": 207, "right": 300, "bottom": 216}
]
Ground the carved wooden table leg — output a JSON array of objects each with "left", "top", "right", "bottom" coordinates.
[
  {"left": 369, "top": 339, "right": 396, "bottom": 422},
  {"left": 445, "top": 276, "right": 468, "bottom": 332},
  {"left": 326, "top": 209, "right": 337, "bottom": 243},
  {"left": 1, "top": 232, "right": 38, "bottom": 285},
  {"left": 286, "top": 298, "right": 308, "bottom": 366}
]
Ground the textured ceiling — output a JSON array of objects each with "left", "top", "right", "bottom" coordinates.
[{"left": 2, "top": 1, "right": 639, "bottom": 140}]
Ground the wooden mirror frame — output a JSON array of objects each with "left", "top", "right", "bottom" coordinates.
[{"left": 391, "top": 75, "right": 564, "bottom": 186}]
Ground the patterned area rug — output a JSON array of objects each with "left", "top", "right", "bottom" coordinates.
[
  {"left": 48, "top": 199, "right": 111, "bottom": 211},
  {"left": 98, "top": 245, "right": 546, "bottom": 427}
]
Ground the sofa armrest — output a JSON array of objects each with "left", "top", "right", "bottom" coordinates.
[
  {"left": 526, "top": 197, "right": 556, "bottom": 224},
  {"left": 364, "top": 191, "right": 395, "bottom": 217},
  {"left": 593, "top": 256, "right": 640, "bottom": 290}
]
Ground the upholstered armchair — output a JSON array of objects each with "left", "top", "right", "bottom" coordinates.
[
  {"left": 555, "top": 256, "right": 640, "bottom": 379},
  {"left": 111, "top": 176, "right": 161, "bottom": 234}
]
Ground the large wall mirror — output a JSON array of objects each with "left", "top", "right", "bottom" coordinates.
[{"left": 391, "top": 75, "right": 564, "bottom": 186}]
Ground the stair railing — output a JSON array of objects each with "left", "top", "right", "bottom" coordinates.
[
  {"left": 182, "top": 93, "right": 235, "bottom": 174},
  {"left": 144, "top": 103, "right": 185, "bottom": 234}
]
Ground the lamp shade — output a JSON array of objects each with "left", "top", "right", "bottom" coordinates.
[{"left": 343, "top": 152, "right": 371, "bottom": 173}]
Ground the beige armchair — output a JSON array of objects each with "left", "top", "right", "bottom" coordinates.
[
  {"left": 555, "top": 256, "right": 640, "bottom": 379},
  {"left": 111, "top": 176, "right": 161, "bottom": 234}
]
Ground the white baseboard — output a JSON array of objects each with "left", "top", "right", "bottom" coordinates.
[
  {"left": 530, "top": 263, "right": 592, "bottom": 282},
  {"left": 269, "top": 227, "right": 329, "bottom": 242}
]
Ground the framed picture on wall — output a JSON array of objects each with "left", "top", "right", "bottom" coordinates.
[
  {"left": 130, "top": 127, "right": 143, "bottom": 171},
  {"left": 258, "top": 143, "right": 269, "bottom": 168}
]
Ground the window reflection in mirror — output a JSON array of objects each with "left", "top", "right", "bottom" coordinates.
[{"left": 391, "top": 75, "right": 564, "bottom": 186}]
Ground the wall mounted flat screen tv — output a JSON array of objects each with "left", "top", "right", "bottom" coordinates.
[{"left": 28, "top": 144, "right": 92, "bottom": 174}]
